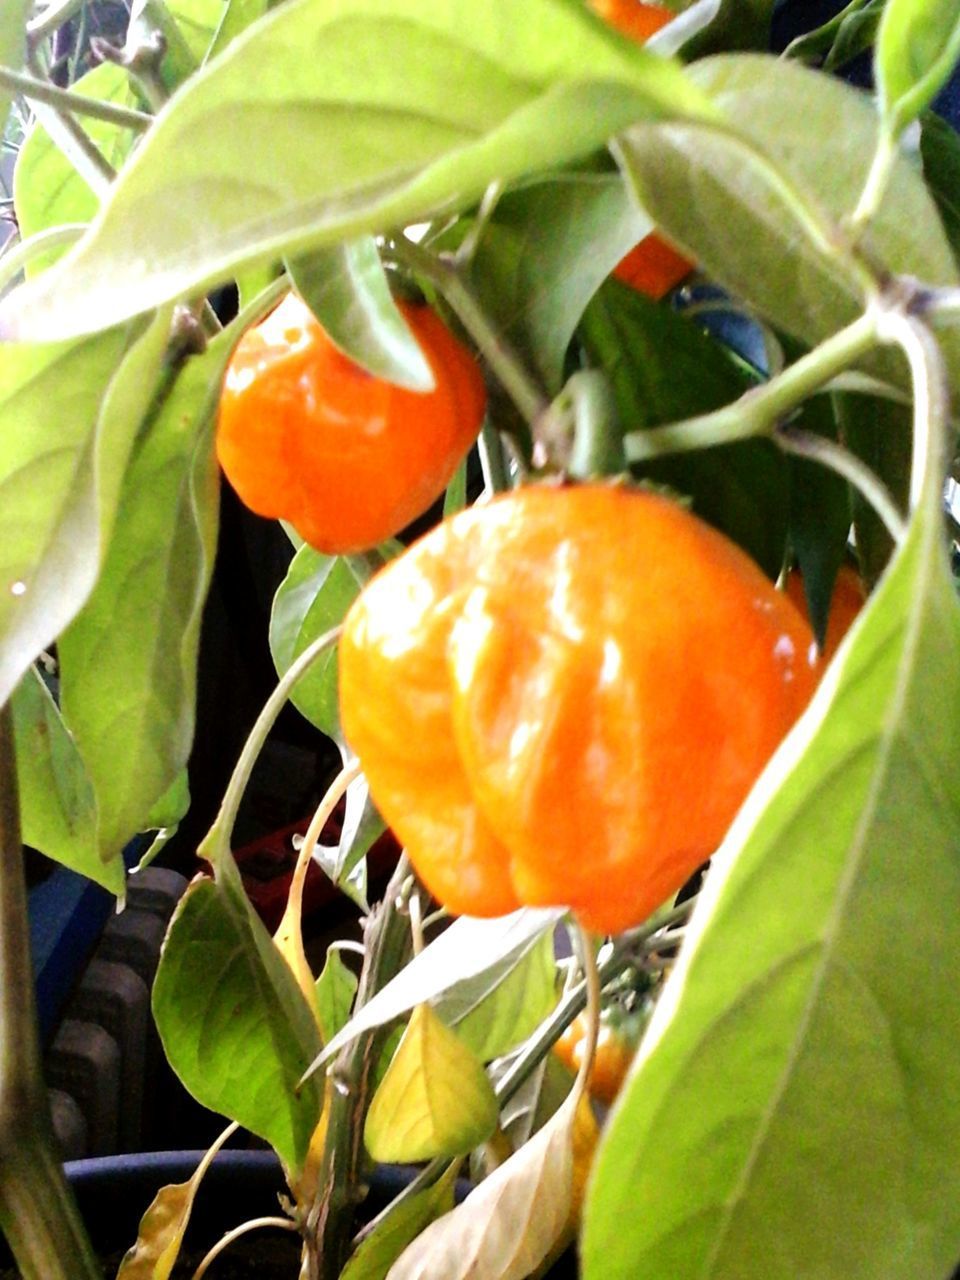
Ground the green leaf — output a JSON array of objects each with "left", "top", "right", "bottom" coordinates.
[
  {"left": 438, "top": 928, "right": 558, "bottom": 1063},
  {"left": 837, "top": 392, "right": 912, "bottom": 589},
  {"left": 0, "top": 320, "right": 149, "bottom": 710},
  {"left": 14, "top": 64, "right": 142, "bottom": 275},
  {"left": 341, "top": 1162, "right": 459, "bottom": 1280},
  {"left": 270, "top": 546, "right": 386, "bottom": 741},
  {"left": 57, "top": 324, "right": 223, "bottom": 860},
  {"left": 681, "top": 0, "right": 776, "bottom": 55},
  {"left": 0, "top": 0, "right": 715, "bottom": 342},
  {"left": 206, "top": 0, "right": 270, "bottom": 62},
  {"left": 443, "top": 460, "right": 468, "bottom": 517},
  {"left": 582, "top": 469, "right": 960, "bottom": 1276},
  {"left": 316, "top": 909, "right": 562, "bottom": 1068},
  {"left": 920, "top": 111, "right": 960, "bottom": 267},
  {"left": 387, "top": 1083, "right": 578, "bottom": 1280},
  {"left": 784, "top": 339, "right": 853, "bottom": 634},
  {"left": 316, "top": 771, "right": 383, "bottom": 908},
  {"left": 781, "top": 0, "right": 872, "bottom": 65},
  {"left": 10, "top": 668, "right": 124, "bottom": 895},
  {"left": 364, "top": 1003, "right": 498, "bottom": 1163},
  {"left": 287, "top": 240, "right": 434, "bottom": 391},
  {"left": 581, "top": 281, "right": 789, "bottom": 577},
  {"left": 314, "top": 946, "right": 358, "bottom": 1044},
  {"left": 153, "top": 873, "right": 325, "bottom": 1173},
  {"left": 617, "top": 55, "right": 960, "bottom": 391},
  {"left": 876, "top": 0, "right": 960, "bottom": 136},
  {"left": 823, "top": 0, "right": 884, "bottom": 72},
  {"left": 468, "top": 173, "right": 649, "bottom": 391}
]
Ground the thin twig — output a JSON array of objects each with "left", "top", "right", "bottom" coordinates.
[
  {"left": 0, "top": 65, "right": 153, "bottom": 131},
  {"left": 776, "top": 423, "right": 908, "bottom": 544}
]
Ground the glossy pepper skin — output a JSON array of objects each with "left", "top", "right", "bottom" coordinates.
[
  {"left": 217, "top": 292, "right": 486, "bottom": 555},
  {"left": 339, "top": 485, "right": 819, "bottom": 935}
]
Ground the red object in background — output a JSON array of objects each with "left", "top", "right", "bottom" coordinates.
[{"left": 229, "top": 804, "right": 400, "bottom": 932}]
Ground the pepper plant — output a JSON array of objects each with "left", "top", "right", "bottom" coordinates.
[{"left": 1, "top": 1, "right": 960, "bottom": 1279}]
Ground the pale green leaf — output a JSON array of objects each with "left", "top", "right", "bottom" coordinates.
[
  {"left": 287, "top": 239, "right": 434, "bottom": 391},
  {"left": 616, "top": 55, "right": 960, "bottom": 390},
  {"left": 0, "top": 320, "right": 150, "bottom": 709},
  {"left": 582, "top": 455, "right": 960, "bottom": 1277},
  {"left": 206, "top": 0, "right": 269, "bottom": 62},
  {"left": 315, "top": 909, "right": 562, "bottom": 1069},
  {"left": 57, "top": 321, "right": 221, "bottom": 860},
  {"left": 153, "top": 873, "right": 325, "bottom": 1172},
  {"left": 386, "top": 1085, "right": 577, "bottom": 1280},
  {"left": 269, "top": 546, "right": 381, "bottom": 741},
  {"left": 468, "top": 172, "right": 649, "bottom": 391},
  {"left": 439, "top": 928, "right": 558, "bottom": 1063},
  {"left": 876, "top": 0, "right": 960, "bottom": 135},
  {"left": 365, "top": 1004, "right": 498, "bottom": 1163},
  {"left": 11, "top": 668, "right": 124, "bottom": 895},
  {"left": 314, "top": 947, "right": 358, "bottom": 1044},
  {"left": 0, "top": 0, "right": 716, "bottom": 341},
  {"left": 341, "top": 1162, "right": 459, "bottom": 1280}
]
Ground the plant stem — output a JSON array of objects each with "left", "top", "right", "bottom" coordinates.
[
  {"left": 624, "top": 309, "right": 880, "bottom": 463},
  {"left": 27, "top": 0, "right": 86, "bottom": 46},
  {"left": 0, "top": 705, "right": 100, "bottom": 1280},
  {"left": 478, "top": 420, "right": 510, "bottom": 494},
  {"left": 0, "top": 64, "right": 154, "bottom": 130},
  {"left": 388, "top": 234, "right": 549, "bottom": 428},
  {"left": 23, "top": 49, "right": 115, "bottom": 193},
  {"left": 494, "top": 900, "right": 693, "bottom": 1107},
  {"left": 874, "top": 309, "right": 952, "bottom": 513},
  {"left": 303, "top": 856, "right": 413, "bottom": 1280},
  {"left": 849, "top": 127, "right": 898, "bottom": 234},
  {"left": 775, "top": 423, "right": 907, "bottom": 544},
  {"left": 200, "top": 627, "right": 342, "bottom": 870}
]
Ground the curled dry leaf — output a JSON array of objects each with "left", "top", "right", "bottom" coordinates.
[{"left": 385, "top": 1088, "right": 579, "bottom": 1280}]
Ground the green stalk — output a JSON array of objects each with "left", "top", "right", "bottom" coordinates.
[
  {"left": 0, "top": 64, "right": 153, "bottom": 130},
  {"left": 624, "top": 310, "right": 879, "bottom": 462},
  {"left": 303, "top": 856, "right": 413, "bottom": 1280},
  {"left": 0, "top": 704, "right": 100, "bottom": 1280}
]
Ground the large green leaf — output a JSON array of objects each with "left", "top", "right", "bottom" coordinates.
[
  {"left": 153, "top": 872, "right": 325, "bottom": 1173},
  {"left": 14, "top": 63, "right": 142, "bottom": 272},
  {"left": 583, "top": 462, "right": 960, "bottom": 1275},
  {"left": 57, "top": 330, "right": 226, "bottom": 861},
  {"left": 582, "top": 281, "right": 789, "bottom": 577},
  {"left": 0, "top": 317, "right": 163, "bottom": 710},
  {"left": 468, "top": 172, "right": 648, "bottom": 391},
  {"left": 616, "top": 55, "right": 960, "bottom": 389},
  {"left": 0, "top": 0, "right": 716, "bottom": 342},
  {"left": 10, "top": 668, "right": 124, "bottom": 894},
  {"left": 875, "top": 0, "right": 960, "bottom": 137}
]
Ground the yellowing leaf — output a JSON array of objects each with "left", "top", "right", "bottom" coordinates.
[
  {"left": 114, "top": 1181, "right": 194, "bottom": 1280},
  {"left": 385, "top": 1088, "right": 579, "bottom": 1280},
  {"left": 365, "top": 1004, "right": 498, "bottom": 1163}
]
